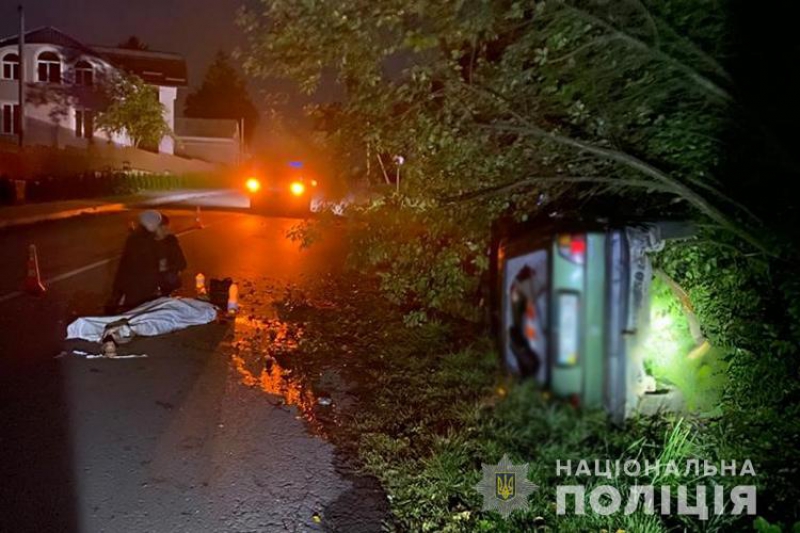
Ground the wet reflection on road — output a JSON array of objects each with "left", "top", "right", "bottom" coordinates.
[{"left": 226, "top": 314, "right": 325, "bottom": 430}]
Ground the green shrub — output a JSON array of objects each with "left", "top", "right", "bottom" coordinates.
[{"left": 657, "top": 232, "right": 800, "bottom": 523}]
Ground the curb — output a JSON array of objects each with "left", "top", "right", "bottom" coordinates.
[
  {"left": 0, "top": 191, "right": 222, "bottom": 230},
  {"left": 132, "top": 191, "right": 222, "bottom": 207}
]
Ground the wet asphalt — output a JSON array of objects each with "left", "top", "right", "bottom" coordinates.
[{"left": 0, "top": 192, "right": 390, "bottom": 532}]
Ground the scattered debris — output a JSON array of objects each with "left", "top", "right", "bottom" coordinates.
[{"left": 63, "top": 349, "right": 148, "bottom": 359}]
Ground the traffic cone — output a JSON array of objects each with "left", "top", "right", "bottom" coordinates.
[
  {"left": 24, "top": 244, "right": 47, "bottom": 296},
  {"left": 194, "top": 205, "right": 204, "bottom": 229}
]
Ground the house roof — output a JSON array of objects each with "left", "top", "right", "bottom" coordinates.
[
  {"left": 174, "top": 118, "right": 240, "bottom": 139},
  {"left": 0, "top": 26, "right": 100, "bottom": 58},
  {"left": 0, "top": 26, "right": 188, "bottom": 87},
  {"left": 92, "top": 46, "right": 188, "bottom": 87}
]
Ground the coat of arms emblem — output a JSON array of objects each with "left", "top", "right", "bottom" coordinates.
[{"left": 475, "top": 454, "right": 538, "bottom": 517}]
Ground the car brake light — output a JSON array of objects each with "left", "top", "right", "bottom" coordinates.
[
  {"left": 290, "top": 181, "right": 305, "bottom": 196},
  {"left": 245, "top": 177, "right": 261, "bottom": 193},
  {"left": 558, "top": 233, "right": 586, "bottom": 264}
]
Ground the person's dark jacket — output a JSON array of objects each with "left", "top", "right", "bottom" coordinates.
[
  {"left": 110, "top": 226, "right": 160, "bottom": 312},
  {"left": 156, "top": 234, "right": 187, "bottom": 295}
]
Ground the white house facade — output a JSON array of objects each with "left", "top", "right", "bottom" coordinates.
[
  {"left": 174, "top": 117, "right": 241, "bottom": 165},
  {"left": 0, "top": 27, "right": 187, "bottom": 154}
]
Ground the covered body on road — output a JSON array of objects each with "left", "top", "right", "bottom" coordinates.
[{"left": 67, "top": 296, "right": 218, "bottom": 343}]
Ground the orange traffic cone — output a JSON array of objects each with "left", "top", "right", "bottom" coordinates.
[
  {"left": 24, "top": 244, "right": 47, "bottom": 296},
  {"left": 194, "top": 205, "right": 204, "bottom": 229}
]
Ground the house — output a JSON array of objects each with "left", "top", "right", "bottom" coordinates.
[
  {"left": 174, "top": 117, "right": 241, "bottom": 165},
  {"left": 0, "top": 27, "right": 187, "bottom": 154}
]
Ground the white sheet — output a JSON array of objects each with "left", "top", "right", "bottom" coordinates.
[{"left": 66, "top": 297, "right": 218, "bottom": 343}]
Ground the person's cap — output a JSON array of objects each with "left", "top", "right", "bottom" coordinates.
[{"left": 138, "top": 210, "right": 162, "bottom": 232}]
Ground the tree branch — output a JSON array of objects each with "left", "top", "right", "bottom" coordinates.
[
  {"left": 459, "top": 83, "right": 766, "bottom": 249},
  {"left": 545, "top": 35, "right": 619, "bottom": 65},
  {"left": 646, "top": 8, "right": 733, "bottom": 83},
  {"left": 560, "top": 3, "right": 734, "bottom": 102},
  {"left": 628, "top": 0, "right": 660, "bottom": 49},
  {"left": 480, "top": 121, "right": 766, "bottom": 251},
  {"left": 443, "top": 175, "right": 673, "bottom": 204}
]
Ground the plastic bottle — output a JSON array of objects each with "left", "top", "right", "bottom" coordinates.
[
  {"left": 227, "top": 282, "right": 239, "bottom": 313},
  {"left": 195, "top": 273, "right": 206, "bottom": 296}
]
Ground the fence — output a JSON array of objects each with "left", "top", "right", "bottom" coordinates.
[
  {"left": 0, "top": 171, "right": 229, "bottom": 206},
  {"left": 0, "top": 140, "right": 234, "bottom": 205},
  {"left": 0, "top": 141, "right": 221, "bottom": 177}
]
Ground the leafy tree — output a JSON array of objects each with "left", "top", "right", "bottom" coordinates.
[
  {"left": 24, "top": 68, "right": 170, "bottom": 151},
  {"left": 239, "top": 0, "right": 797, "bottom": 313},
  {"left": 240, "top": 3, "right": 800, "bottom": 525},
  {"left": 184, "top": 51, "right": 259, "bottom": 142},
  {"left": 118, "top": 35, "right": 149, "bottom": 51},
  {"left": 96, "top": 73, "right": 170, "bottom": 149}
]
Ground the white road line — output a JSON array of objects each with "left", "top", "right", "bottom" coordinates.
[
  {"left": 0, "top": 290, "right": 23, "bottom": 304},
  {"left": 46, "top": 257, "right": 117, "bottom": 284},
  {"left": 0, "top": 224, "right": 209, "bottom": 304}
]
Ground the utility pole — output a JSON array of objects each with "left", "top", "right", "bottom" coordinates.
[
  {"left": 17, "top": 4, "right": 26, "bottom": 148},
  {"left": 239, "top": 117, "right": 245, "bottom": 163},
  {"left": 366, "top": 141, "right": 371, "bottom": 184}
]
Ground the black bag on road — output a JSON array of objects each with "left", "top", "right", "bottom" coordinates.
[{"left": 209, "top": 278, "right": 233, "bottom": 309}]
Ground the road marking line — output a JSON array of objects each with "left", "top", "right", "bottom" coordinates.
[
  {"left": 0, "top": 223, "right": 211, "bottom": 304},
  {"left": 0, "top": 290, "right": 23, "bottom": 303},
  {"left": 47, "top": 258, "right": 117, "bottom": 284}
]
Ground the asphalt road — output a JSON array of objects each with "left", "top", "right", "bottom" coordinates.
[{"left": 0, "top": 192, "right": 389, "bottom": 532}]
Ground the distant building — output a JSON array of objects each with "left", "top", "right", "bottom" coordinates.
[
  {"left": 0, "top": 27, "right": 187, "bottom": 154},
  {"left": 174, "top": 117, "right": 241, "bottom": 165}
]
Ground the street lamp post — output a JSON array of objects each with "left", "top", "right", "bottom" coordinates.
[
  {"left": 239, "top": 117, "right": 245, "bottom": 163},
  {"left": 393, "top": 155, "right": 405, "bottom": 193},
  {"left": 18, "top": 4, "right": 26, "bottom": 148}
]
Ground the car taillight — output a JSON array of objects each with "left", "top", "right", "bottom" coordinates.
[
  {"left": 245, "top": 177, "right": 261, "bottom": 193},
  {"left": 290, "top": 181, "right": 305, "bottom": 196},
  {"left": 557, "top": 233, "right": 586, "bottom": 264}
]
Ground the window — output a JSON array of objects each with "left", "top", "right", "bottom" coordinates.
[
  {"left": 74, "top": 60, "right": 93, "bottom": 86},
  {"left": 75, "top": 109, "right": 94, "bottom": 139},
  {"left": 37, "top": 51, "right": 61, "bottom": 83},
  {"left": 2, "top": 53, "right": 19, "bottom": 80},
  {"left": 2, "top": 104, "right": 20, "bottom": 135}
]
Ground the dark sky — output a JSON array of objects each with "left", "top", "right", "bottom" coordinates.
[{"left": 1, "top": 0, "right": 244, "bottom": 89}]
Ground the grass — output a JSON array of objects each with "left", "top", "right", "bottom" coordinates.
[{"left": 270, "top": 274, "right": 766, "bottom": 532}]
